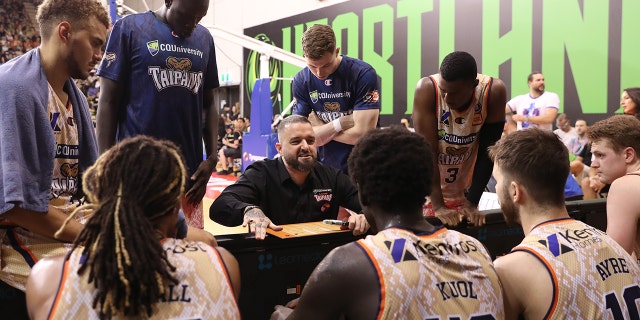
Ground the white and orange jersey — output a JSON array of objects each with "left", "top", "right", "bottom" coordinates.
[
  {"left": 513, "top": 218, "right": 640, "bottom": 319},
  {"left": 428, "top": 74, "right": 493, "bottom": 206},
  {"left": 356, "top": 227, "right": 503, "bottom": 320},
  {"left": 48, "top": 238, "right": 240, "bottom": 319}
]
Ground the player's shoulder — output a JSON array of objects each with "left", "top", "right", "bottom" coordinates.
[
  {"left": 116, "top": 11, "right": 151, "bottom": 25},
  {"left": 341, "top": 55, "right": 376, "bottom": 74}
]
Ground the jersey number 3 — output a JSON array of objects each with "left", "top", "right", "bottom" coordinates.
[{"left": 444, "top": 168, "right": 459, "bottom": 183}]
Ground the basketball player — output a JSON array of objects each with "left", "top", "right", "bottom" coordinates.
[
  {"left": 490, "top": 128, "right": 640, "bottom": 319},
  {"left": 26, "top": 136, "right": 240, "bottom": 319}
]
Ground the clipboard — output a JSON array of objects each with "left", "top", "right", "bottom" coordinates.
[{"left": 266, "top": 221, "right": 350, "bottom": 239}]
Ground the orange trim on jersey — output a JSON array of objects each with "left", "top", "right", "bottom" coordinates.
[
  {"left": 11, "top": 228, "right": 38, "bottom": 264},
  {"left": 429, "top": 75, "right": 441, "bottom": 111},
  {"left": 47, "top": 258, "right": 71, "bottom": 320},
  {"left": 211, "top": 246, "right": 241, "bottom": 311},
  {"left": 512, "top": 247, "right": 559, "bottom": 320},
  {"left": 483, "top": 77, "right": 493, "bottom": 108},
  {"left": 356, "top": 239, "right": 386, "bottom": 320},
  {"left": 418, "top": 227, "right": 448, "bottom": 239}
]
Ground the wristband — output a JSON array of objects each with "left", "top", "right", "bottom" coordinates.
[
  {"left": 332, "top": 118, "right": 343, "bottom": 132},
  {"left": 525, "top": 115, "right": 530, "bottom": 122}
]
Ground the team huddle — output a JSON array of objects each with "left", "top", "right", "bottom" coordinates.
[{"left": 0, "top": 0, "right": 639, "bottom": 319}]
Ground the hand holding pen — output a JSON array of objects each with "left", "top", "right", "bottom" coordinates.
[{"left": 325, "top": 208, "right": 370, "bottom": 236}]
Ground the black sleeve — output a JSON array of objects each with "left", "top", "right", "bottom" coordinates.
[
  {"left": 336, "top": 170, "right": 362, "bottom": 213},
  {"left": 467, "top": 122, "right": 504, "bottom": 205},
  {"left": 209, "top": 166, "right": 264, "bottom": 226}
]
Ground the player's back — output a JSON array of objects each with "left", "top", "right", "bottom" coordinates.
[
  {"left": 515, "top": 218, "right": 640, "bottom": 319},
  {"left": 357, "top": 227, "right": 504, "bottom": 319}
]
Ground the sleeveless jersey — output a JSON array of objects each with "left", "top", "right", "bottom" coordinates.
[
  {"left": 625, "top": 170, "right": 640, "bottom": 264},
  {"left": 292, "top": 55, "right": 381, "bottom": 173},
  {"left": 48, "top": 239, "right": 240, "bottom": 319},
  {"left": 97, "top": 11, "right": 219, "bottom": 179},
  {"left": 429, "top": 74, "right": 492, "bottom": 206},
  {"left": 513, "top": 218, "right": 640, "bottom": 319},
  {"left": 356, "top": 227, "right": 503, "bottom": 320}
]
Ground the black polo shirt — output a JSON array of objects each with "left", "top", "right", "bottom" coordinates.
[{"left": 210, "top": 157, "right": 361, "bottom": 226}]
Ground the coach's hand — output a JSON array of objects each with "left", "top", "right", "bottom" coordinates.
[{"left": 242, "top": 206, "right": 283, "bottom": 240}]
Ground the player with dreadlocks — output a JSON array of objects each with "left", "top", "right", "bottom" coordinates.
[{"left": 25, "top": 136, "right": 241, "bottom": 319}]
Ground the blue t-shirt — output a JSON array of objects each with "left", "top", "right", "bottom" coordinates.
[
  {"left": 565, "top": 174, "right": 583, "bottom": 198},
  {"left": 292, "top": 55, "right": 380, "bottom": 173},
  {"left": 97, "top": 11, "right": 219, "bottom": 177}
]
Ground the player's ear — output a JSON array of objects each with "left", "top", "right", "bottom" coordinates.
[{"left": 623, "top": 146, "right": 636, "bottom": 163}]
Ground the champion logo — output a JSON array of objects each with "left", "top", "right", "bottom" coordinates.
[{"left": 324, "top": 79, "right": 332, "bottom": 86}]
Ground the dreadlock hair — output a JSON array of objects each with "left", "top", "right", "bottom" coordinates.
[
  {"left": 348, "top": 127, "right": 434, "bottom": 214},
  {"left": 440, "top": 51, "right": 477, "bottom": 82},
  {"left": 56, "top": 136, "right": 187, "bottom": 319}
]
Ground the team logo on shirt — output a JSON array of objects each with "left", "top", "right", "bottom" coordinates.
[
  {"left": 323, "top": 102, "right": 340, "bottom": 112},
  {"left": 313, "top": 189, "right": 333, "bottom": 202},
  {"left": 148, "top": 56, "right": 203, "bottom": 93},
  {"left": 310, "top": 91, "right": 319, "bottom": 103},
  {"left": 538, "top": 234, "right": 574, "bottom": 257},
  {"left": 539, "top": 226, "right": 605, "bottom": 255},
  {"left": 363, "top": 90, "right": 379, "bottom": 103},
  {"left": 439, "top": 147, "right": 470, "bottom": 165},
  {"left": 103, "top": 52, "right": 117, "bottom": 68},
  {"left": 147, "top": 40, "right": 159, "bottom": 56},
  {"left": 384, "top": 239, "right": 417, "bottom": 263},
  {"left": 440, "top": 110, "right": 451, "bottom": 126},
  {"left": 438, "top": 131, "right": 477, "bottom": 145}
]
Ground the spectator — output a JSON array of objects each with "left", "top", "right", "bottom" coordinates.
[
  {"left": 217, "top": 123, "right": 242, "bottom": 175},
  {"left": 221, "top": 103, "right": 232, "bottom": 124},
  {"left": 621, "top": 87, "right": 640, "bottom": 119},
  {"left": 400, "top": 116, "right": 414, "bottom": 132},
  {"left": 490, "top": 128, "right": 640, "bottom": 319},
  {"left": 230, "top": 101, "right": 240, "bottom": 121},
  {"left": 553, "top": 113, "right": 578, "bottom": 151},
  {"left": 568, "top": 119, "right": 591, "bottom": 179},
  {"left": 506, "top": 72, "right": 559, "bottom": 132}
]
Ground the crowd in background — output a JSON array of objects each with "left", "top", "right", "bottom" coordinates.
[{"left": 0, "top": 0, "right": 40, "bottom": 64}]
